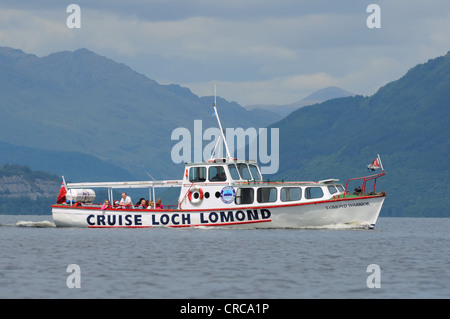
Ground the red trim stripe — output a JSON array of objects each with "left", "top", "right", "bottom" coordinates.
[{"left": 52, "top": 193, "right": 385, "bottom": 213}]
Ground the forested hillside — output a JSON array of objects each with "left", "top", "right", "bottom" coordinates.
[{"left": 270, "top": 52, "right": 450, "bottom": 217}]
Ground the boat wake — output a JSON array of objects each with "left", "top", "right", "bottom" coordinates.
[
  {"left": 192, "top": 222, "right": 372, "bottom": 231},
  {"left": 298, "top": 223, "right": 370, "bottom": 230},
  {"left": 15, "top": 220, "right": 56, "bottom": 228}
]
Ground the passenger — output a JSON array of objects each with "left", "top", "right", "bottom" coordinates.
[
  {"left": 148, "top": 200, "right": 154, "bottom": 209},
  {"left": 155, "top": 198, "right": 163, "bottom": 209},
  {"left": 101, "top": 199, "right": 112, "bottom": 210},
  {"left": 136, "top": 198, "right": 147, "bottom": 209},
  {"left": 119, "top": 192, "right": 133, "bottom": 209},
  {"left": 136, "top": 198, "right": 145, "bottom": 206}
]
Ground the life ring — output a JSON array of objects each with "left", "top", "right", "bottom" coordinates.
[{"left": 188, "top": 187, "right": 204, "bottom": 205}]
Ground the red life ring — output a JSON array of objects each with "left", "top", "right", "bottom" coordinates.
[{"left": 188, "top": 187, "right": 204, "bottom": 205}]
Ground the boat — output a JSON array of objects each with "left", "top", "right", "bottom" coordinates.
[{"left": 51, "top": 95, "right": 386, "bottom": 229}]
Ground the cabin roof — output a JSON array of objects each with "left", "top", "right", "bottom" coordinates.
[{"left": 184, "top": 158, "right": 258, "bottom": 166}]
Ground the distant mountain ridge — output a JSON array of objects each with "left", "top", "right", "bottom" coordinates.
[
  {"left": 246, "top": 86, "right": 354, "bottom": 117},
  {"left": 0, "top": 46, "right": 277, "bottom": 180},
  {"left": 303, "top": 86, "right": 354, "bottom": 101}
]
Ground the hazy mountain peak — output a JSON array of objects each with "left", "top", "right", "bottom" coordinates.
[
  {"left": 0, "top": 46, "right": 38, "bottom": 65},
  {"left": 245, "top": 86, "right": 354, "bottom": 117},
  {"left": 302, "top": 86, "right": 354, "bottom": 101}
]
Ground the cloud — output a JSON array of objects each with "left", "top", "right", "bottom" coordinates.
[
  {"left": 0, "top": 1, "right": 449, "bottom": 106},
  {"left": 0, "top": 8, "right": 73, "bottom": 53},
  {"left": 182, "top": 72, "right": 338, "bottom": 106}
]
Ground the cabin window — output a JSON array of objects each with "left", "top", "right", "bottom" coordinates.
[
  {"left": 327, "top": 185, "right": 338, "bottom": 195},
  {"left": 208, "top": 166, "right": 227, "bottom": 182},
  {"left": 235, "top": 188, "right": 254, "bottom": 205},
  {"left": 249, "top": 164, "right": 262, "bottom": 181},
  {"left": 305, "top": 187, "right": 324, "bottom": 199},
  {"left": 281, "top": 187, "right": 302, "bottom": 201},
  {"left": 336, "top": 185, "right": 344, "bottom": 192},
  {"left": 237, "top": 163, "right": 252, "bottom": 180},
  {"left": 257, "top": 187, "right": 277, "bottom": 203},
  {"left": 228, "top": 164, "right": 240, "bottom": 180},
  {"left": 189, "top": 167, "right": 206, "bottom": 182}
]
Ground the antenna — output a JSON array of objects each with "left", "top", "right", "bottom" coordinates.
[
  {"left": 144, "top": 169, "right": 156, "bottom": 181},
  {"left": 212, "top": 85, "right": 232, "bottom": 160}
]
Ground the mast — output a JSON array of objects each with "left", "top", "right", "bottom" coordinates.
[{"left": 212, "top": 85, "right": 232, "bottom": 160}]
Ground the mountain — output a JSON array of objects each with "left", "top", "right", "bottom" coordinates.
[
  {"left": 0, "top": 46, "right": 274, "bottom": 180},
  {"left": 0, "top": 141, "right": 133, "bottom": 182},
  {"left": 0, "top": 164, "right": 60, "bottom": 214},
  {"left": 246, "top": 86, "right": 354, "bottom": 117},
  {"left": 303, "top": 86, "right": 354, "bottom": 101},
  {"left": 268, "top": 52, "right": 450, "bottom": 217},
  {"left": 0, "top": 163, "right": 60, "bottom": 198}
]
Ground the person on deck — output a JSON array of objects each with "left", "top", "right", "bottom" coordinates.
[
  {"left": 136, "top": 198, "right": 147, "bottom": 209},
  {"left": 101, "top": 199, "right": 112, "bottom": 210},
  {"left": 119, "top": 192, "right": 133, "bottom": 209},
  {"left": 155, "top": 198, "right": 163, "bottom": 209}
]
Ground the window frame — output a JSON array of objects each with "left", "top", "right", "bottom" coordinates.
[
  {"left": 257, "top": 187, "right": 277, "bottom": 203},
  {"left": 189, "top": 166, "right": 206, "bottom": 182},
  {"left": 208, "top": 166, "right": 227, "bottom": 182},
  {"left": 235, "top": 187, "right": 254, "bottom": 205},
  {"left": 236, "top": 163, "right": 252, "bottom": 180},
  {"left": 327, "top": 185, "right": 338, "bottom": 195},
  {"left": 280, "top": 187, "right": 302, "bottom": 202},
  {"left": 249, "top": 164, "right": 262, "bottom": 181},
  {"left": 305, "top": 186, "right": 324, "bottom": 199},
  {"left": 228, "top": 164, "right": 241, "bottom": 180}
]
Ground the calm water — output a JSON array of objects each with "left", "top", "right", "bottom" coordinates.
[{"left": 0, "top": 215, "right": 448, "bottom": 299}]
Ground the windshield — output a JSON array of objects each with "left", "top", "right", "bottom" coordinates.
[
  {"left": 237, "top": 163, "right": 252, "bottom": 180},
  {"left": 249, "top": 164, "right": 262, "bottom": 181}
]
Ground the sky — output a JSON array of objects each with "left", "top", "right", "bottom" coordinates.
[{"left": 0, "top": 0, "right": 449, "bottom": 106}]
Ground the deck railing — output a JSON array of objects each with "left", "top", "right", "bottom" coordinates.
[{"left": 343, "top": 170, "right": 385, "bottom": 198}]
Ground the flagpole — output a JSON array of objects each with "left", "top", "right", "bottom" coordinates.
[{"left": 377, "top": 154, "right": 384, "bottom": 172}]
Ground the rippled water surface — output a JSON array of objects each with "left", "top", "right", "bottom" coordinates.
[{"left": 0, "top": 216, "right": 448, "bottom": 298}]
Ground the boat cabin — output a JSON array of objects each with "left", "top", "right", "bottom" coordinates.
[{"left": 178, "top": 158, "right": 346, "bottom": 209}]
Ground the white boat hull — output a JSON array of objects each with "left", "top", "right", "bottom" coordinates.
[{"left": 52, "top": 194, "right": 385, "bottom": 229}]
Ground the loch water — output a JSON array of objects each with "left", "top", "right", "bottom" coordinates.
[{"left": 0, "top": 215, "right": 448, "bottom": 299}]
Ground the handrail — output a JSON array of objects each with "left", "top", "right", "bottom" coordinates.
[
  {"left": 178, "top": 181, "right": 196, "bottom": 209},
  {"left": 344, "top": 170, "right": 385, "bottom": 198}
]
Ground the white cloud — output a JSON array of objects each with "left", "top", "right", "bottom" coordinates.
[{"left": 0, "top": 8, "right": 73, "bottom": 54}]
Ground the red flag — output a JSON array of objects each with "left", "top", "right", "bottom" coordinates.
[
  {"left": 367, "top": 158, "right": 381, "bottom": 171},
  {"left": 56, "top": 182, "right": 67, "bottom": 204}
]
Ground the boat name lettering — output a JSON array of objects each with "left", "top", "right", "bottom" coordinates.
[
  {"left": 325, "top": 202, "right": 370, "bottom": 209},
  {"left": 87, "top": 214, "right": 142, "bottom": 226},
  {"left": 200, "top": 209, "right": 271, "bottom": 224},
  {"left": 151, "top": 213, "right": 191, "bottom": 226},
  {"left": 86, "top": 209, "right": 271, "bottom": 227}
]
